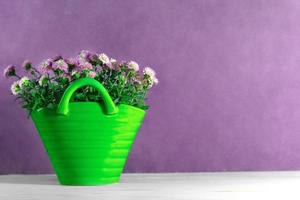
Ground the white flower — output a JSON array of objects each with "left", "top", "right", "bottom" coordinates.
[
  {"left": 11, "top": 81, "right": 20, "bottom": 95},
  {"left": 148, "top": 80, "right": 154, "bottom": 88},
  {"left": 143, "top": 67, "right": 158, "bottom": 87},
  {"left": 128, "top": 61, "right": 139, "bottom": 71},
  {"left": 98, "top": 53, "right": 110, "bottom": 64},
  {"left": 18, "top": 76, "right": 30, "bottom": 89},
  {"left": 38, "top": 75, "right": 47, "bottom": 86},
  {"left": 71, "top": 70, "right": 78, "bottom": 76},
  {"left": 153, "top": 76, "right": 159, "bottom": 85},
  {"left": 110, "top": 58, "right": 117, "bottom": 63},
  {"left": 144, "top": 67, "right": 156, "bottom": 77}
]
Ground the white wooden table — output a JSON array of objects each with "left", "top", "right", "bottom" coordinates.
[{"left": 1, "top": 172, "right": 300, "bottom": 200}]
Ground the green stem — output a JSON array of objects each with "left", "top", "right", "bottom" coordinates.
[
  {"left": 32, "top": 67, "right": 41, "bottom": 75},
  {"left": 14, "top": 74, "right": 21, "bottom": 79}
]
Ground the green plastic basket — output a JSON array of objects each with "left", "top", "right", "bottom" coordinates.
[{"left": 31, "top": 78, "right": 145, "bottom": 185}]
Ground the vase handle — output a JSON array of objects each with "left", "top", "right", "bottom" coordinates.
[{"left": 57, "top": 78, "right": 118, "bottom": 115}]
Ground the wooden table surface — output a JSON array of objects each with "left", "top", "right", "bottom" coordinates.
[{"left": 0, "top": 171, "right": 300, "bottom": 200}]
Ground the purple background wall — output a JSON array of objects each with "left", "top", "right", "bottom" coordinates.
[{"left": 1, "top": 0, "right": 300, "bottom": 174}]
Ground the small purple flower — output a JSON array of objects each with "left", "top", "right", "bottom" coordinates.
[
  {"left": 79, "top": 50, "right": 97, "bottom": 62},
  {"left": 3, "top": 65, "right": 16, "bottom": 78},
  {"left": 22, "top": 60, "right": 32, "bottom": 71},
  {"left": 88, "top": 71, "right": 97, "bottom": 78},
  {"left": 87, "top": 54, "right": 98, "bottom": 62},
  {"left": 94, "top": 66, "right": 103, "bottom": 73},
  {"left": 105, "top": 62, "right": 113, "bottom": 69},
  {"left": 118, "top": 60, "right": 128, "bottom": 69},
  {"left": 52, "top": 59, "right": 68, "bottom": 72},
  {"left": 52, "top": 55, "right": 63, "bottom": 62},
  {"left": 78, "top": 60, "right": 93, "bottom": 71},
  {"left": 39, "top": 59, "right": 53, "bottom": 74},
  {"left": 60, "top": 73, "right": 72, "bottom": 81},
  {"left": 65, "top": 58, "right": 78, "bottom": 66}
]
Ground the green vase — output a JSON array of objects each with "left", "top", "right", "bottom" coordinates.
[{"left": 31, "top": 78, "right": 145, "bottom": 185}]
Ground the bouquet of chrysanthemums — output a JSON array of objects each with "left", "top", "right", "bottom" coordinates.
[{"left": 3, "top": 50, "right": 158, "bottom": 114}]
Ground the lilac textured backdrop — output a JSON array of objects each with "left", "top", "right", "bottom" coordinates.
[{"left": 1, "top": 0, "right": 300, "bottom": 174}]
